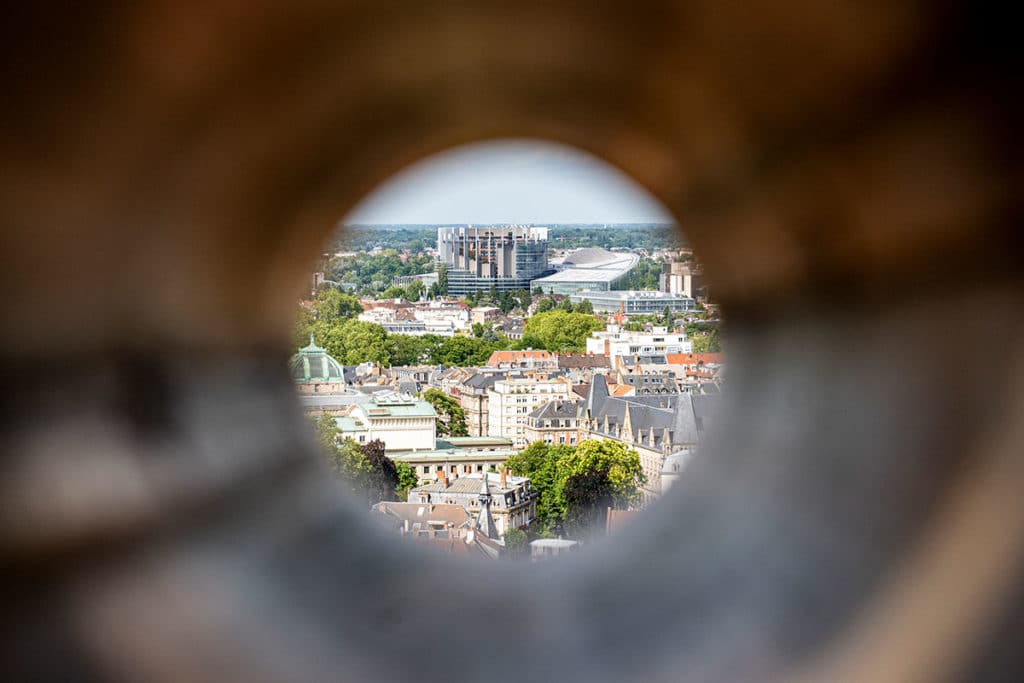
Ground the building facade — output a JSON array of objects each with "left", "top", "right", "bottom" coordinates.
[
  {"left": 436, "top": 226, "right": 552, "bottom": 294},
  {"left": 531, "top": 247, "right": 638, "bottom": 295},
  {"left": 523, "top": 399, "right": 581, "bottom": 446},
  {"left": 486, "top": 349, "right": 558, "bottom": 371},
  {"left": 334, "top": 394, "right": 437, "bottom": 452},
  {"left": 390, "top": 436, "right": 518, "bottom": 485},
  {"left": 586, "top": 325, "right": 694, "bottom": 360},
  {"left": 454, "top": 371, "right": 503, "bottom": 436},
  {"left": 487, "top": 374, "right": 575, "bottom": 448},
  {"left": 659, "top": 260, "right": 706, "bottom": 299},
  {"left": 578, "top": 375, "right": 716, "bottom": 501},
  {"left": 569, "top": 290, "right": 696, "bottom": 315},
  {"left": 408, "top": 471, "right": 538, "bottom": 536}
]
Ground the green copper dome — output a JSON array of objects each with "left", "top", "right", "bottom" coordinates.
[{"left": 289, "top": 335, "right": 345, "bottom": 382}]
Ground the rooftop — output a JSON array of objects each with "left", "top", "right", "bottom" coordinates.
[
  {"left": 534, "top": 247, "right": 638, "bottom": 286},
  {"left": 289, "top": 335, "right": 345, "bottom": 382},
  {"left": 486, "top": 349, "right": 555, "bottom": 366},
  {"left": 571, "top": 290, "right": 694, "bottom": 301}
]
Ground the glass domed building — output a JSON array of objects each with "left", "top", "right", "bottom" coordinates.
[{"left": 290, "top": 335, "right": 346, "bottom": 393}]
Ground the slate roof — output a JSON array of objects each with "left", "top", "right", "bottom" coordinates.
[
  {"left": 581, "top": 374, "right": 717, "bottom": 448},
  {"left": 528, "top": 399, "right": 580, "bottom": 420}
]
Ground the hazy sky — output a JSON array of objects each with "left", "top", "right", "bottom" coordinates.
[{"left": 345, "top": 139, "right": 673, "bottom": 224}]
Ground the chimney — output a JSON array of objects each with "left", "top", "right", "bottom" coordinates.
[{"left": 501, "top": 467, "right": 508, "bottom": 488}]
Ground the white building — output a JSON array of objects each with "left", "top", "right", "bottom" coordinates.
[
  {"left": 412, "top": 301, "right": 470, "bottom": 331},
  {"left": 487, "top": 374, "right": 574, "bottom": 448},
  {"left": 335, "top": 394, "right": 437, "bottom": 452},
  {"left": 585, "top": 324, "right": 693, "bottom": 360},
  {"left": 569, "top": 289, "right": 696, "bottom": 315}
]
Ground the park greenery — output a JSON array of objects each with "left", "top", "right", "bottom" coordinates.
[
  {"left": 313, "top": 414, "right": 418, "bottom": 504},
  {"left": 323, "top": 249, "right": 433, "bottom": 296},
  {"left": 505, "top": 439, "right": 645, "bottom": 538},
  {"left": 295, "top": 287, "right": 608, "bottom": 367}
]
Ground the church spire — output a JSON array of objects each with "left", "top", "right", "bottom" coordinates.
[{"left": 475, "top": 472, "right": 497, "bottom": 539}]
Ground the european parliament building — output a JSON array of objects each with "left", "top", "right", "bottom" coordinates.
[{"left": 436, "top": 226, "right": 553, "bottom": 295}]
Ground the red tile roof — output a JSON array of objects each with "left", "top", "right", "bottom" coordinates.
[
  {"left": 486, "top": 349, "right": 555, "bottom": 367},
  {"left": 665, "top": 353, "right": 725, "bottom": 366}
]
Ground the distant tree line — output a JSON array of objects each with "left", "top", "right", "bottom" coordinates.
[
  {"left": 294, "top": 288, "right": 607, "bottom": 366},
  {"left": 323, "top": 250, "right": 434, "bottom": 296},
  {"left": 328, "top": 225, "right": 687, "bottom": 255}
]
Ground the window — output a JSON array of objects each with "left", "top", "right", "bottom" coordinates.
[{"left": 422, "top": 466, "right": 430, "bottom": 474}]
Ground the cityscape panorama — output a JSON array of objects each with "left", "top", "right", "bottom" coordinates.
[{"left": 291, "top": 140, "right": 723, "bottom": 560}]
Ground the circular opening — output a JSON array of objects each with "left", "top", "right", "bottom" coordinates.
[{"left": 289, "top": 139, "right": 724, "bottom": 558}]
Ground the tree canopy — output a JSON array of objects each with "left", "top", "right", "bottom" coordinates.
[
  {"left": 422, "top": 388, "right": 468, "bottom": 437},
  {"left": 522, "top": 311, "right": 605, "bottom": 353},
  {"left": 311, "top": 416, "right": 414, "bottom": 504},
  {"left": 505, "top": 439, "right": 644, "bottom": 537}
]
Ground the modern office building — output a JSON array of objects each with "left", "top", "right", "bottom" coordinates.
[
  {"left": 569, "top": 289, "right": 697, "bottom": 315},
  {"left": 659, "top": 260, "right": 706, "bottom": 299},
  {"left": 436, "top": 226, "right": 552, "bottom": 295},
  {"left": 531, "top": 247, "right": 638, "bottom": 295}
]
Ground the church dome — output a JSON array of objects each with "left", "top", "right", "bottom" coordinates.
[{"left": 290, "top": 335, "right": 345, "bottom": 382}]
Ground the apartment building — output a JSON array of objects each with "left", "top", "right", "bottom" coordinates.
[{"left": 487, "top": 374, "right": 574, "bottom": 448}]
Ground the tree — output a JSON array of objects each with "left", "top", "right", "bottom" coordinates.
[
  {"left": 556, "top": 440, "right": 645, "bottom": 512},
  {"left": 395, "top": 461, "right": 419, "bottom": 500},
  {"left": 574, "top": 299, "right": 594, "bottom": 315},
  {"left": 557, "top": 297, "right": 574, "bottom": 312},
  {"left": 662, "top": 305, "right": 674, "bottom": 328},
  {"left": 405, "top": 279, "right": 425, "bottom": 302},
  {"left": 313, "top": 287, "right": 363, "bottom": 325},
  {"left": 535, "top": 297, "right": 555, "bottom": 314},
  {"left": 422, "top": 388, "right": 468, "bottom": 437},
  {"left": 498, "top": 290, "right": 515, "bottom": 315},
  {"left": 532, "top": 286, "right": 545, "bottom": 296},
  {"left": 359, "top": 439, "right": 402, "bottom": 504},
  {"left": 437, "top": 264, "right": 449, "bottom": 295},
  {"left": 690, "top": 328, "right": 722, "bottom": 353},
  {"left": 522, "top": 311, "right": 605, "bottom": 352},
  {"left": 502, "top": 527, "right": 529, "bottom": 559},
  {"left": 471, "top": 322, "right": 486, "bottom": 338},
  {"left": 386, "top": 334, "right": 428, "bottom": 366},
  {"left": 435, "top": 335, "right": 504, "bottom": 367},
  {"left": 505, "top": 441, "right": 574, "bottom": 535},
  {"left": 311, "top": 415, "right": 371, "bottom": 500},
  {"left": 563, "top": 467, "right": 616, "bottom": 538},
  {"left": 381, "top": 285, "right": 406, "bottom": 300},
  {"left": 293, "top": 306, "right": 317, "bottom": 349},
  {"left": 517, "top": 288, "right": 532, "bottom": 311},
  {"left": 334, "top": 320, "right": 389, "bottom": 365}
]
